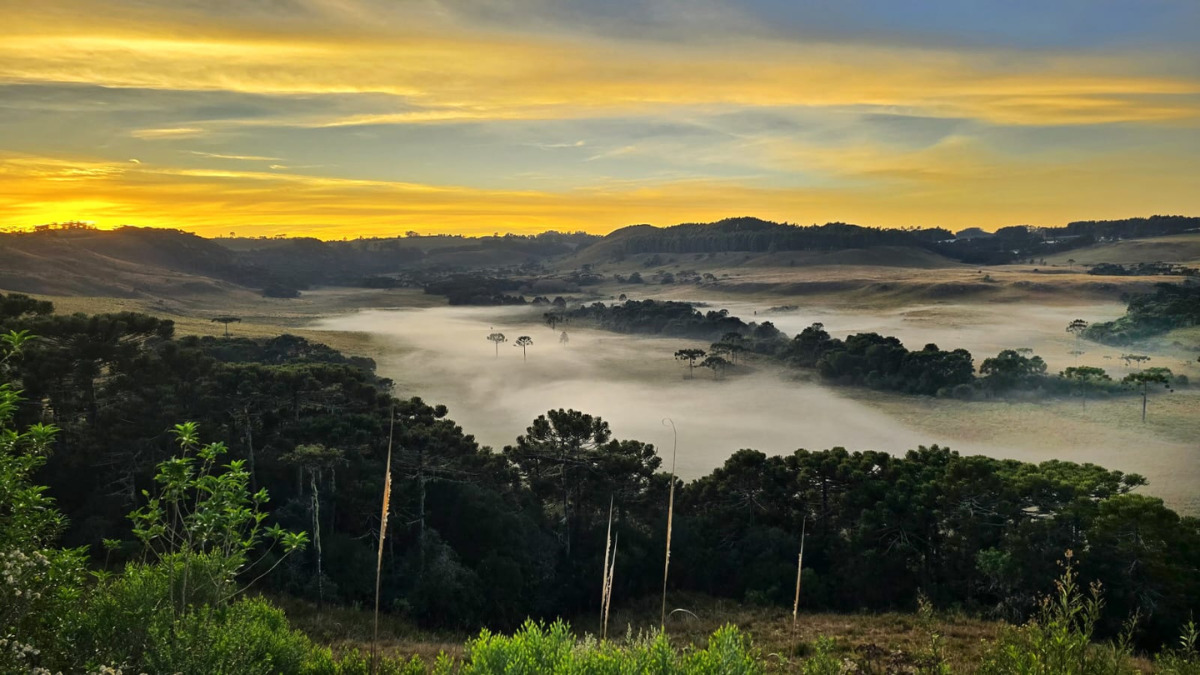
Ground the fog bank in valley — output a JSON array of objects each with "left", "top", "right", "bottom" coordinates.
[{"left": 314, "top": 302, "right": 1198, "bottom": 513}]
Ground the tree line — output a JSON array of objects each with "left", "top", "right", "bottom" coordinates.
[{"left": 1, "top": 293, "right": 1197, "bottom": 652}]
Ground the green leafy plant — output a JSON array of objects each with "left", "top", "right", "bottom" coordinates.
[
  {"left": 129, "top": 421, "right": 308, "bottom": 610},
  {"left": 978, "top": 551, "right": 1138, "bottom": 675}
]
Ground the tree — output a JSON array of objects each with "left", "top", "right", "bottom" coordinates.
[
  {"left": 1060, "top": 366, "right": 1110, "bottom": 407},
  {"left": 674, "top": 348, "right": 706, "bottom": 378},
  {"left": 280, "top": 443, "right": 345, "bottom": 608},
  {"left": 487, "top": 332, "right": 507, "bottom": 357},
  {"left": 711, "top": 332, "right": 746, "bottom": 365},
  {"left": 544, "top": 313, "right": 562, "bottom": 331},
  {"left": 1121, "top": 353, "right": 1152, "bottom": 369},
  {"left": 560, "top": 331, "right": 569, "bottom": 346},
  {"left": 515, "top": 335, "right": 533, "bottom": 361},
  {"left": 700, "top": 355, "right": 729, "bottom": 380},
  {"left": 980, "top": 349, "right": 1047, "bottom": 392},
  {"left": 1123, "top": 368, "right": 1172, "bottom": 422},
  {"left": 211, "top": 316, "right": 242, "bottom": 337},
  {"left": 503, "top": 410, "right": 659, "bottom": 559},
  {"left": 1066, "top": 319, "right": 1088, "bottom": 363}
]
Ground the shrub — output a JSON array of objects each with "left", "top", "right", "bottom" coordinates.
[
  {"left": 977, "top": 554, "right": 1137, "bottom": 675},
  {"left": 459, "top": 619, "right": 762, "bottom": 674}
]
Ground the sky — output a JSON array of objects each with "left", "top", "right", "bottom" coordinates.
[{"left": 1, "top": 0, "right": 1199, "bottom": 238}]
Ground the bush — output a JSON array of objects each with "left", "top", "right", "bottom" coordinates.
[
  {"left": 459, "top": 620, "right": 761, "bottom": 674},
  {"left": 978, "top": 555, "right": 1137, "bottom": 675}
]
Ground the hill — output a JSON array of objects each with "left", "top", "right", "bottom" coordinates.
[
  {"left": 572, "top": 215, "right": 1200, "bottom": 267},
  {"left": 1043, "top": 233, "right": 1200, "bottom": 266},
  {"left": 0, "top": 226, "right": 599, "bottom": 297},
  {"left": 572, "top": 217, "right": 953, "bottom": 266},
  {"left": 0, "top": 226, "right": 251, "bottom": 297}
]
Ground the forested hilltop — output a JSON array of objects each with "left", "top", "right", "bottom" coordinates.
[
  {"left": 584, "top": 215, "right": 1200, "bottom": 265},
  {"left": 4, "top": 216, "right": 1198, "bottom": 299},
  {"left": 2, "top": 292, "right": 1199, "bottom": 672}
]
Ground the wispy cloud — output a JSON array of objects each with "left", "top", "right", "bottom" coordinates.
[
  {"left": 131, "top": 127, "right": 207, "bottom": 139},
  {"left": 189, "top": 151, "right": 281, "bottom": 161},
  {"left": 1, "top": 1, "right": 1197, "bottom": 236}
]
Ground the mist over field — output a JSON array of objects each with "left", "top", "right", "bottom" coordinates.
[{"left": 314, "top": 301, "right": 1199, "bottom": 512}]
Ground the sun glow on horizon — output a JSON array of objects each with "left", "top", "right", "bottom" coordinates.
[{"left": 1, "top": 1, "right": 1198, "bottom": 238}]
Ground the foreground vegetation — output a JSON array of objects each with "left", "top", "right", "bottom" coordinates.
[{"left": 2, "top": 293, "right": 1199, "bottom": 672}]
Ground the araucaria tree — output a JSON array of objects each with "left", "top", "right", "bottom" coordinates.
[
  {"left": 211, "top": 315, "right": 242, "bottom": 337},
  {"left": 1066, "top": 319, "right": 1088, "bottom": 362},
  {"left": 1123, "top": 367, "right": 1173, "bottom": 422},
  {"left": 515, "top": 335, "right": 533, "bottom": 361},
  {"left": 503, "top": 409, "right": 659, "bottom": 560},
  {"left": 674, "top": 348, "right": 706, "bottom": 378},
  {"left": 1060, "top": 366, "right": 1110, "bottom": 407},
  {"left": 487, "top": 332, "right": 507, "bottom": 357},
  {"left": 700, "top": 355, "right": 729, "bottom": 380}
]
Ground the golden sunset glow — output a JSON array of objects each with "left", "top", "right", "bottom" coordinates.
[{"left": 2, "top": 1, "right": 1198, "bottom": 237}]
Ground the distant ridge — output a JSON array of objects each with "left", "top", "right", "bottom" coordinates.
[{"left": 573, "top": 215, "right": 1200, "bottom": 265}]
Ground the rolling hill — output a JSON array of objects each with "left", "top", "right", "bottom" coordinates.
[{"left": 1043, "top": 233, "right": 1200, "bottom": 266}]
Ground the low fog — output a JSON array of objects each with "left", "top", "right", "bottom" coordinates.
[{"left": 313, "top": 300, "right": 1197, "bottom": 513}]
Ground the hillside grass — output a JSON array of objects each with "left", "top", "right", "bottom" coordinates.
[
  {"left": 278, "top": 592, "right": 1015, "bottom": 673},
  {"left": 1043, "top": 233, "right": 1200, "bottom": 266}
]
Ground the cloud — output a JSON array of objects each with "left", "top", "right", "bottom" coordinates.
[
  {"left": 131, "top": 127, "right": 207, "bottom": 139},
  {"left": 1, "top": 1, "right": 1198, "bottom": 237},
  {"left": 189, "top": 151, "right": 281, "bottom": 161}
]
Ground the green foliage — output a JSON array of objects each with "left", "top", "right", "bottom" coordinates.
[
  {"left": 978, "top": 555, "right": 1138, "bottom": 675},
  {"left": 459, "top": 619, "right": 761, "bottom": 674},
  {"left": 800, "top": 636, "right": 845, "bottom": 675},
  {"left": 980, "top": 349, "right": 1048, "bottom": 392},
  {"left": 1085, "top": 281, "right": 1200, "bottom": 345},
  {"left": 129, "top": 422, "right": 308, "bottom": 608},
  {"left": 1156, "top": 621, "right": 1200, "bottom": 674},
  {"left": 0, "top": 336, "right": 87, "bottom": 673}
]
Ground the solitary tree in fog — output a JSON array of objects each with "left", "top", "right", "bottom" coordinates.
[
  {"left": 1124, "top": 368, "right": 1173, "bottom": 422},
  {"left": 515, "top": 335, "right": 533, "bottom": 361},
  {"left": 487, "top": 332, "right": 507, "bottom": 357},
  {"left": 560, "top": 331, "right": 569, "bottom": 346},
  {"left": 211, "top": 315, "right": 242, "bottom": 337},
  {"left": 544, "top": 313, "right": 562, "bottom": 331},
  {"left": 1066, "top": 319, "right": 1088, "bottom": 362},
  {"left": 674, "top": 348, "right": 706, "bottom": 378}
]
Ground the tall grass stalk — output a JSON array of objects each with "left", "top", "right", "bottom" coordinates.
[
  {"left": 791, "top": 518, "right": 806, "bottom": 652},
  {"left": 372, "top": 409, "right": 395, "bottom": 675},
  {"left": 601, "top": 496, "right": 617, "bottom": 640},
  {"left": 661, "top": 417, "right": 678, "bottom": 630}
]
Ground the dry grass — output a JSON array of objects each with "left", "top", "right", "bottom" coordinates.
[
  {"left": 277, "top": 590, "right": 1011, "bottom": 672},
  {"left": 270, "top": 593, "right": 468, "bottom": 664},
  {"left": 9, "top": 286, "right": 444, "bottom": 360},
  {"left": 1042, "top": 234, "right": 1200, "bottom": 266},
  {"left": 577, "top": 593, "right": 1007, "bottom": 673}
]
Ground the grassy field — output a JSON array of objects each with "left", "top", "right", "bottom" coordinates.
[
  {"left": 276, "top": 591, "right": 1020, "bottom": 673},
  {"left": 1043, "top": 233, "right": 1200, "bottom": 266},
  {"left": 13, "top": 286, "right": 445, "bottom": 360}
]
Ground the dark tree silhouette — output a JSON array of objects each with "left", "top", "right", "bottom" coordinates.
[
  {"left": 700, "top": 355, "right": 729, "bottom": 380},
  {"left": 1066, "top": 319, "right": 1089, "bottom": 362},
  {"left": 487, "top": 332, "right": 507, "bottom": 357},
  {"left": 212, "top": 315, "right": 242, "bottom": 337},
  {"left": 1124, "top": 367, "right": 1173, "bottom": 422},
  {"left": 674, "top": 348, "right": 706, "bottom": 378},
  {"left": 514, "top": 335, "right": 533, "bottom": 361}
]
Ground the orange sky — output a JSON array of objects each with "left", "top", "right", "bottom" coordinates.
[{"left": 2, "top": 1, "right": 1198, "bottom": 238}]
